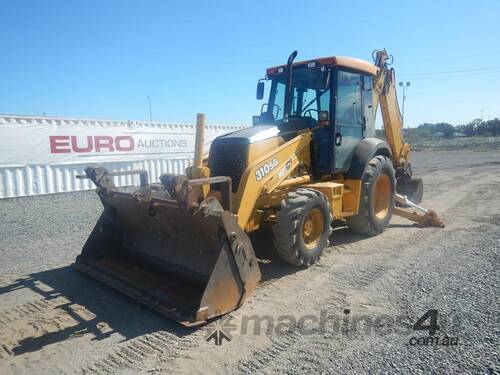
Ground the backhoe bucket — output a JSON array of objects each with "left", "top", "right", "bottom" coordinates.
[
  {"left": 75, "top": 173, "right": 260, "bottom": 326},
  {"left": 396, "top": 177, "right": 423, "bottom": 204}
]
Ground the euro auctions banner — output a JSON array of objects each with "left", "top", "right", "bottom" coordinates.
[{"left": 0, "top": 116, "right": 243, "bottom": 167}]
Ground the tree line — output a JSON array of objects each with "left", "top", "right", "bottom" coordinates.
[{"left": 412, "top": 118, "right": 500, "bottom": 139}]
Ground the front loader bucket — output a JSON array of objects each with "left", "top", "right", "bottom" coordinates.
[{"left": 75, "top": 190, "right": 261, "bottom": 326}]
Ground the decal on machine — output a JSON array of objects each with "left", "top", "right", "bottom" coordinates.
[
  {"left": 278, "top": 161, "right": 292, "bottom": 178},
  {"left": 255, "top": 158, "right": 279, "bottom": 181}
]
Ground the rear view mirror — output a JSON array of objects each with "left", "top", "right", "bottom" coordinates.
[{"left": 256, "top": 81, "right": 265, "bottom": 100}]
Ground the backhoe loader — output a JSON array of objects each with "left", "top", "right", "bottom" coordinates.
[{"left": 75, "top": 49, "right": 443, "bottom": 326}]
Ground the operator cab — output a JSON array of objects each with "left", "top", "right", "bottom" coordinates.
[{"left": 254, "top": 55, "right": 377, "bottom": 174}]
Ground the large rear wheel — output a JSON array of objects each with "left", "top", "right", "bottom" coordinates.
[
  {"left": 346, "top": 155, "right": 396, "bottom": 235},
  {"left": 273, "top": 188, "right": 333, "bottom": 267}
]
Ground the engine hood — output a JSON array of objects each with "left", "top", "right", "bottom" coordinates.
[{"left": 214, "top": 125, "right": 279, "bottom": 145}]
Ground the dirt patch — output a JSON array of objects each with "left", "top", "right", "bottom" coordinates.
[{"left": 0, "top": 151, "right": 499, "bottom": 374}]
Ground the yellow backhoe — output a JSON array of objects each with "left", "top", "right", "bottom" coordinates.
[{"left": 75, "top": 49, "right": 443, "bottom": 326}]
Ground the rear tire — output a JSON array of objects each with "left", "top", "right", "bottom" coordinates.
[
  {"left": 346, "top": 155, "right": 395, "bottom": 235},
  {"left": 273, "top": 188, "right": 333, "bottom": 267}
]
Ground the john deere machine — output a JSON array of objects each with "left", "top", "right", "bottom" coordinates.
[{"left": 75, "top": 49, "right": 443, "bottom": 326}]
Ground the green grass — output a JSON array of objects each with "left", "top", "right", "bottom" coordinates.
[
  {"left": 409, "top": 136, "right": 500, "bottom": 151},
  {"left": 375, "top": 130, "right": 500, "bottom": 151}
]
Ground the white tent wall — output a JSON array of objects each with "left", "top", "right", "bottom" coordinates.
[{"left": 0, "top": 115, "right": 246, "bottom": 198}]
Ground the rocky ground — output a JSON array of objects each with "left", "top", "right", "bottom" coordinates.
[{"left": 0, "top": 150, "right": 499, "bottom": 374}]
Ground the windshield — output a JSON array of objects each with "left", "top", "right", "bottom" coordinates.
[{"left": 263, "top": 67, "right": 331, "bottom": 122}]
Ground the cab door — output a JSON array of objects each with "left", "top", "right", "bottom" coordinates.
[{"left": 334, "top": 70, "right": 364, "bottom": 171}]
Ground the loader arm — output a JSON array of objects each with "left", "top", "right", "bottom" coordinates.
[{"left": 234, "top": 131, "right": 312, "bottom": 229}]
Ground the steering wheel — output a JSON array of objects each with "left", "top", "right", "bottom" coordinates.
[{"left": 303, "top": 109, "right": 318, "bottom": 119}]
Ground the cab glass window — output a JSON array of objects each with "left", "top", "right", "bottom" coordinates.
[{"left": 335, "top": 71, "right": 362, "bottom": 127}]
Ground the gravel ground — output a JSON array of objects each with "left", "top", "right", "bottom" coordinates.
[{"left": 0, "top": 150, "right": 499, "bottom": 374}]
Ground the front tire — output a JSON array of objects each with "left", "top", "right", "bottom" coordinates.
[
  {"left": 273, "top": 188, "right": 333, "bottom": 267},
  {"left": 346, "top": 155, "right": 396, "bottom": 235}
]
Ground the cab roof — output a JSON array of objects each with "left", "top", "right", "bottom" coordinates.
[{"left": 266, "top": 56, "right": 378, "bottom": 76}]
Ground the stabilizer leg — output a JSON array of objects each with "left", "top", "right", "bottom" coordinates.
[{"left": 393, "top": 194, "right": 445, "bottom": 228}]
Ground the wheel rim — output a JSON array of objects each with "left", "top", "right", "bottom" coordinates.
[
  {"left": 302, "top": 208, "right": 324, "bottom": 250},
  {"left": 373, "top": 173, "right": 392, "bottom": 220}
]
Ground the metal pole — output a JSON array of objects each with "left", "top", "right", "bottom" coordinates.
[
  {"left": 147, "top": 96, "right": 152, "bottom": 122},
  {"left": 399, "top": 82, "right": 410, "bottom": 125},
  {"left": 401, "top": 85, "right": 406, "bottom": 125}
]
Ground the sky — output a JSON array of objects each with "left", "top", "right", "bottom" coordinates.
[{"left": 1, "top": 0, "right": 499, "bottom": 127}]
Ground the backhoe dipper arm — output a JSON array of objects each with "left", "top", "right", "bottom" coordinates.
[
  {"left": 371, "top": 50, "right": 443, "bottom": 226},
  {"left": 372, "top": 50, "right": 411, "bottom": 171}
]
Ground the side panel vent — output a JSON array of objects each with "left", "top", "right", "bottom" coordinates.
[{"left": 209, "top": 143, "right": 248, "bottom": 192}]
